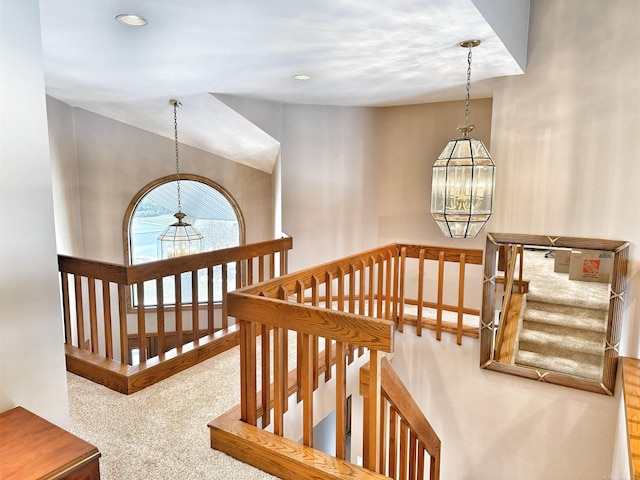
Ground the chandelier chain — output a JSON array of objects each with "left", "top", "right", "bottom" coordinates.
[
  {"left": 464, "top": 43, "right": 472, "bottom": 126},
  {"left": 173, "top": 101, "right": 182, "bottom": 213}
]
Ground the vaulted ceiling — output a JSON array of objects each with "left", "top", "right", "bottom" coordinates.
[{"left": 39, "top": 0, "right": 530, "bottom": 172}]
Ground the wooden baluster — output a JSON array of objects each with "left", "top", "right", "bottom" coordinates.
[
  {"left": 436, "top": 251, "right": 445, "bottom": 341},
  {"left": 399, "top": 420, "right": 409, "bottom": 480},
  {"left": 259, "top": 255, "right": 265, "bottom": 282},
  {"left": 192, "top": 270, "right": 199, "bottom": 342},
  {"left": 273, "top": 286, "right": 288, "bottom": 435},
  {"left": 409, "top": 430, "right": 417, "bottom": 480},
  {"left": 247, "top": 258, "right": 254, "bottom": 286},
  {"left": 302, "top": 332, "right": 314, "bottom": 447},
  {"left": 236, "top": 260, "right": 242, "bottom": 289},
  {"left": 156, "top": 278, "right": 165, "bottom": 356},
  {"left": 359, "top": 259, "right": 366, "bottom": 316},
  {"left": 207, "top": 266, "right": 214, "bottom": 334},
  {"left": 398, "top": 247, "right": 407, "bottom": 332},
  {"left": 430, "top": 440, "right": 440, "bottom": 480},
  {"left": 393, "top": 248, "right": 400, "bottom": 324},
  {"left": 384, "top": 250, "right": 392, "bottom": 321},
  {"left": 269, "top": 252, "right": 275, "bottom": 280},
  {"left": 335, "top": 341, "right": 347, "bottom": 460},
  {"left": 88, "top": 278, "right": 98, "bottom": 353},
  {"left": 378, "top": 398, "right": 387, "bottom": 474},
  {"left": 239, "top": 319, "right": 257, "bottom": 425},
  {"left": 389, "top": 407, "right": 398, "bottom": 478},
  {"left": 417, "top": 442, "right": 426, "bottom": 480},
  {"left": 376, "top": 254, "right": 384, "bottom": 320},
  {"left": 366, "top": 349, "right": 381, "bottom": 473},
  {"left": 136, "top": 282, "right": 146, "bottom": 362},
  {"left": 222, "top": 264, "right": 229, "bottom": 329},
  {"left": 296, "top": 280, "right": 304, "bottom": 403},
  {"left": 175, "top": 274, "right": 183, "bottom": 348},
  {"left": 61, "top": 273, "right": 72, "bottom": 345},
  {"left": 359, "top": 260, "right": 367, "bottom": 357},
  {"left": 261, "top": 318, "right": 271, "bottom": 428},
  {"left": 457, "top": 253, "right": 467, "bottom": 346},
  {"left": 324, "top": 272, "right": 333, "bottom": 382},
  {"left": 368, "top": 256, "right": 375, "bottom": 318},
  {"left": 102, "top": 280, "right": 113, "bottom": 359},
  {"left": 118, "top": 284, "right": 128, "bottom": 364},
  {"left": 311, "top": 275, "right": 320, "bottom": 391},
  {"left": 74, "top": 276, "right": 85, "bottom": 349},
  {"left": 417, "top": 249, "right": 426, "bottom": 337},
  {"left": 348, "top": 265, "right": 356, "bottom": 363}
]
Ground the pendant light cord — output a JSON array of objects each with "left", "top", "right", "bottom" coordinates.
[
  {"left": 464, "top": 43, "right": 472, "bottom": 128},
  {"left": 173, "top": 100, "right": 182, "bottom": 214}
]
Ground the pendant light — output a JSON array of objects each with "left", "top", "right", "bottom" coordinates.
[
  {"left": 431, "top": 40, "right": 495, "bottom": 239},
  {"left": 157, "top": 99, "right": 204, "bottom": 259}
]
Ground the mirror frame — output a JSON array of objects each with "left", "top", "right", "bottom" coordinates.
[{"left": 480, "top": 233, "right": 629, "bottom": 395}]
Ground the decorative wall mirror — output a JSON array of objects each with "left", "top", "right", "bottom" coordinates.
[{"left": 480, "top": 233, "right": 629, "bottom": 395}]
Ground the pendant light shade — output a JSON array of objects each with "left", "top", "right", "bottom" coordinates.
[
  {"left": 157, "top": 99, "right": 204, "bottom": 258},
  {"left": 431, "top": 130, "right": 494, "bottom": 238},
  {"left": 430, "top": 40, "right": 495, "bottom": 239}
]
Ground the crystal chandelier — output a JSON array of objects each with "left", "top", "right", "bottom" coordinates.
[
  {"left": 431, "top": 40, "right": 495, "bottom": 239},
  {"left": 157, "top": 99, "right": 204, "bottom": 258}
]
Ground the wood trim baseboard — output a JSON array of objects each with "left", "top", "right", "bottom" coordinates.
[{"left": 65, "top": 325, "right": 240, "bottom": 394}]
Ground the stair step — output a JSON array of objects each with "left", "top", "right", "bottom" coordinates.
[
  {"left": 515, "top": 349, "right": 603, "bottom": 381},
  {"left": 523, "top": 303, "right": 607, "bottom": 333},
  {"left": 518, "top": 323, "right": 605, "bottom": 356}
]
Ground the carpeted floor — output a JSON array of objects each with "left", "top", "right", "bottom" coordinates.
[{"left": 67, "top": 346, "right": 277, "bottom": 480}]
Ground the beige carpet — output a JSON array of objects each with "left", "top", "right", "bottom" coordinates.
[{"left": 67, "top": 346, "right": 277, "bottom": 480}]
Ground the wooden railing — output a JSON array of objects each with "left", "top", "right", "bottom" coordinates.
[
  {"left": 210, "top": 243, "right": 481, "bottom": 479},
  {"left": 494, "top": 244, "right": 520, "bottom": 357},
  {"left": 58, "top": 237, "right": 292, "bottom": 394},
  {"left": 361, "top": 358, "right": 441, "bottom": 479}
]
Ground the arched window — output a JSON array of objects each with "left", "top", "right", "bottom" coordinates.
[{"left": 124, "top": 174, "right": 245, "bottom": 306}]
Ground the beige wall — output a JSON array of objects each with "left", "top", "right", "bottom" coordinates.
[
  {"left": 47, "top": 96, "right": 84, "bottom": 256},
  {"left": 488, "top": 2, "right": 640, "bottom": 477},
  {"left": 0, "top": 0, "right": 69, "bottom": 427},
  {"left": 281, "top": 104, "right": 379, "bottom": 272},
  {"left": 62, "top": 108, "right": 274, "bottom": 263}
]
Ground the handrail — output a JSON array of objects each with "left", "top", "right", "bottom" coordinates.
[
  {"left": 58, "top": 237, "right": 293, "bottom": 393},
  {"left": 360, "top": 357, "right": 441, "bottom": 480},
  {"left": 494, "top": 244, "right": 520, "bottom": 357}
]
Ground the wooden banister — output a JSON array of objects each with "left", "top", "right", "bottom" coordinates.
[
  {"left": 212, "top": 243, "right": 472, "bottom": 479},
  {"left": 361, "top": 357, "right": 441, "bottom": 480},
  {"left": 59, "top": 237, "right": 292, "bottom": 393}
]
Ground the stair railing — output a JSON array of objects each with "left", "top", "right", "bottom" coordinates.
[
  {"left": 210, "top": 243, "right": 480, "bottom": 479},
  {"left": 360, "top": 357, "right": 441, "bottom": 480},
  {"left": 58, "top": 237, "right": 292, "bottom": 393}
]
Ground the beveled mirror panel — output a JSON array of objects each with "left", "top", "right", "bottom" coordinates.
[{"left": 480, "top": 233, "right": 629, "bottom": 395}]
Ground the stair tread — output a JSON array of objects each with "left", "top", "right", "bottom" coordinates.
[
  {"left": 515, "top": 349, "right": 603, "bottom": 381},
  {"left": 522, "top": 306, "right": 607, "bottom": 333},
  {"left": 518, "top": 327, "right": 605, "bottom": 355}
]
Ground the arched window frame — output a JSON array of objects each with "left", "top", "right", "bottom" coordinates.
[{"left": 123, "top": 174, "right": 246, "bottom": 309}]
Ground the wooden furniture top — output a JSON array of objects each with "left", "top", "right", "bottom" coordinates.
[{"left": 0, "top": 406, "right": 100, "bottom": 480}]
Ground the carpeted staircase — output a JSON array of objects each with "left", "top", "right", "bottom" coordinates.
[
  {"left": 510, "top": 249, "right": 610, "bottom": 381},
  {"left": 513, "top": 295, "right": 608, "bottom": 380}
]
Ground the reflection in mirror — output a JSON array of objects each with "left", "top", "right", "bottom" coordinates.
[{"left": 480, "top": 233, "right": 629, "bottom": 395}]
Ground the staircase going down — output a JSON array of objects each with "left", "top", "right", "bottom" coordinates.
[
  {"left": 508, "top": 248, "right": 613, "bottom": 381},
  {"left": 513, "top": 295, "right": 608, "bottom": 381}
]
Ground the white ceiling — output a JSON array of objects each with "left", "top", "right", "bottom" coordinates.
[{"left": 38, "top": 0, "right": 530, "bottom": 172}]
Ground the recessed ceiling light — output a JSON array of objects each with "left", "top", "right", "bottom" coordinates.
[
  {"left": 115, "top": 14, "right": 148, "bottom": 27},
  {"left": 292, "top": 74, "right": 312, "bottom": 81}
]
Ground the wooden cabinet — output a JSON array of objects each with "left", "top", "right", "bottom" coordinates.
[{"left": 0, "top": 406, "right": 100, "bottom": 479}]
